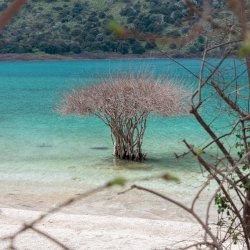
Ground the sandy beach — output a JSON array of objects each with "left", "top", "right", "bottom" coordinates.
[
  {"left": 0, "top": 176, "right": 225, "bottom": 250},
  {"left": 0, "top": 156, "right": 223, "bottom": 250},
  {"left": 0, "top": 180, "right": 243, "bottom": 250},
  {"left": 0, "top": 207, "right": 205, "bottom": 250},
  {"left": 0, "top": 175, "right": 217, "bottom": 250}
]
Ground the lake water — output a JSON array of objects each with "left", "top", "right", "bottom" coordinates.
[{"left": 0, "top": 58, "right": 246, "bottom": 193}]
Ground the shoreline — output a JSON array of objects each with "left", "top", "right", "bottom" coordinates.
[{"left": 0, "top": 52, "right": 206, "bottom": 62}]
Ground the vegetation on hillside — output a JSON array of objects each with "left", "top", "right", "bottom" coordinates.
[{"left": 0, "top": 0, "right": 226, "bottom": 55}]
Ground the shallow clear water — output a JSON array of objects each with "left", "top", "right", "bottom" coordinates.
[{"left": 0, "top": 59, "right": 246, "bottom": 188}]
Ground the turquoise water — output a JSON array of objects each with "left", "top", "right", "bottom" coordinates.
[{"left": 0, "top": 59, "right": 246, "bottom": 187}]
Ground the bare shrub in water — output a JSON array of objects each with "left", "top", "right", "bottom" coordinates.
[{"left": 60, "top": 73, "right": 189, "bottom": 161}]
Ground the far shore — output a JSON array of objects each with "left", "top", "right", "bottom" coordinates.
[{"left": 0, "top": 52, "right": 205, "bottom": 62}]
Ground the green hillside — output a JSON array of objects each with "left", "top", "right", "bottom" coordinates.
[{"left": 0, "top": 0, "right": 226, "bottom": 55}]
